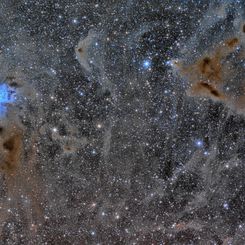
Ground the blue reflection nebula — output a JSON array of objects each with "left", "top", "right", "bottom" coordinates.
[{"left": 0, "top": 83, "right": 16, "bottom": 117}]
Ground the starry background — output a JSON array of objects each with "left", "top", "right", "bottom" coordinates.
[{"left": 0, "top": 0, "right": 245, "bottom": 244}]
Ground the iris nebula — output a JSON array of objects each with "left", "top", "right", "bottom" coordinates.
[{"left": 0, "top": 83, "right": 15, "bottom": 117}]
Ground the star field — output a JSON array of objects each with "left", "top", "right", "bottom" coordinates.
[{"left": 0, "top": 1, "right": 244, "bottom": 244}]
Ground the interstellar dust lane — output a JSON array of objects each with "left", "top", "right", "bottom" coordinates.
[{"left": 0, "top": 1, "right": 244, "bottom": 244}]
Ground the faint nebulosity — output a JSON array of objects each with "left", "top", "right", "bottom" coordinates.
[{"left": 0, "top": 1, "right": 244, "bottom": 244}]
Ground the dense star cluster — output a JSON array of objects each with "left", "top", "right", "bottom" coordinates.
[{"left": 0, "top": 0, "right": 244, "bottom": 244}]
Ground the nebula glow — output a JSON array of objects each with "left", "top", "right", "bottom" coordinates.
[{"left": 0, "top": 83, "right": 16, "bottom": 117}]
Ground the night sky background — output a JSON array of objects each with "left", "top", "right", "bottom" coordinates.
[{"left": 0, "top": 0, "right": 245, "bottom": 244}]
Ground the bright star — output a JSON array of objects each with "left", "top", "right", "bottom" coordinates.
[
  {"left": 195, "top": 139, "right": 203, "bottom": 148},
  {"left": 223, "top": 202, "right": 229, "bottom": 210},
  {"left": 143, "top": 59, "right": 151, "bottom": 69}
]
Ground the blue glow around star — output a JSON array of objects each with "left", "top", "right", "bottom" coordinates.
[
  {"left": 143, "top": 59, "right": 151, "bottom": 69},
  {"left": 0, "top": 83, "right": 16, "bottom": 118},
  {"left": 195, "top": 139, "right": 204, "bottom": 148}
]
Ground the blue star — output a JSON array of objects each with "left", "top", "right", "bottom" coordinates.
[
  {"left": 79, "top": 91, "right": 85, "bottom": 96},
  {"left": 165, "top": 60, "right": 172, "bottom": 66},
  {"left": 143, "top": 59, "right": 151, "bottom": 69},
  {"left": 223, "top": 202, "right": 229, "bottom": 210},
  {"left": 195, "top": 139, "right": 204, "bottom": 148}
]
